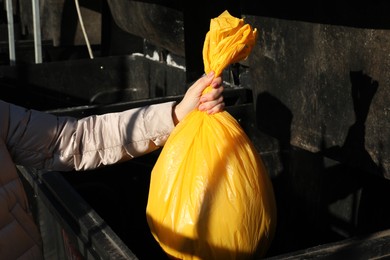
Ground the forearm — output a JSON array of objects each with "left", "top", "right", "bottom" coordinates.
[{"left": 61, "top": 101, "right": 177, "bottom": 171}]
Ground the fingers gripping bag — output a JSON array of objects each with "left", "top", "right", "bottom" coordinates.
[{"left": 146, "top": 10, "right": 277, "bottom": 260}]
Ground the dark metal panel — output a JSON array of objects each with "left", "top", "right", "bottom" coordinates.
[{"left": 246, "top": 16, "right": 390, "bottom": 179}]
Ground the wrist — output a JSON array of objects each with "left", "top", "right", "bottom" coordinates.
[{"left": 172, "top": 103, "right": 181, "bottom": 125}]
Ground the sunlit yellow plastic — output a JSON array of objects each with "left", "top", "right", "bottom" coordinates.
[{"left": 146, "top": 10, "right": 277, "bottom": 260}]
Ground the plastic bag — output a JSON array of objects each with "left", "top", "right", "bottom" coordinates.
[{"left": 146, "top": 10, "right": 277, "bottom": 260}]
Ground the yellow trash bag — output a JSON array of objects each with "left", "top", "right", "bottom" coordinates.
[{"left": 146, "top": 10, "right": 277, "bottom": 260}]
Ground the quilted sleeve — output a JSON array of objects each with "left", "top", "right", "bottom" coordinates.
[{"left": 2, "top": 100, "right": 176, "bottom": 171}]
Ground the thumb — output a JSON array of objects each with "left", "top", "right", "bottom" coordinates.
[{"left": 194, "top": 71, "right": 215, "bottom": 96}]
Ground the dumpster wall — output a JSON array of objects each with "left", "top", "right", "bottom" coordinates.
[{"left": 246, "top": 16, "right": 390, "bottom": 179}]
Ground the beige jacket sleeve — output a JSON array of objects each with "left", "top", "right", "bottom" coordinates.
[{"left": 3, "top": 100, "right": 176, "bottom": 171}]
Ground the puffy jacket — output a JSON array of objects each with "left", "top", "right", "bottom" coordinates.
[{"left": 0, "top": 99, "right": 176, "bottom": 259}]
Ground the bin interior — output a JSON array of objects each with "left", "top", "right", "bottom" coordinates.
[{"left": 61, "top": 151, "right": 167, "bottom": 259}]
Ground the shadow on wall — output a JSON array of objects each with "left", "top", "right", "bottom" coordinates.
[{"left": 323, "top": 71, "right": 381, "bottom": 176}]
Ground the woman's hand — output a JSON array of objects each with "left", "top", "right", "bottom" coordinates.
[{"left": 173, "top": 71, "right": 224, "bottom": 124}]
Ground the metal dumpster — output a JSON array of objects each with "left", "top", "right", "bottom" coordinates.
[{"left": 4, "top": 1, "right": 390, "bottom": 258}]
